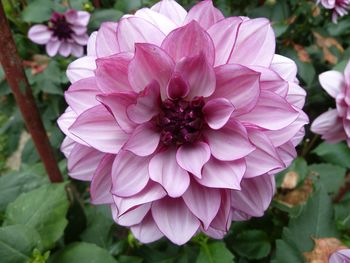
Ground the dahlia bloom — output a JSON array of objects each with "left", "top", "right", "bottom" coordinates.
[
  {"left": 317, "top": 0, "right": 350, "bottom": 23},
  {"left": 58, "top": 0, "right": 308, "bottom": 245},
  {"left": 329, "top": 249, "right": 350, "bottom": 263},
  {"left": 311, "top": 60, "right": 350, "bottom": 146},
  {"left": 28, "top": 9, "right": 90, "bottom": 57}
]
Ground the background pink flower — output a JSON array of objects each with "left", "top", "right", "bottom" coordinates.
[
  {"left": 58, "top": 0, "right": 308, "bottom": 245},
  {"left": 317, "top": 0, "right": 350, "bottom": 23},
  {"left": 329, "top": 249, "right": 350, "bottom": 263},
  {"left": 28, "top": 9, "right": 90, "bottom": 57},
  {"left": 311, "top": 60, "right": 350, "bottom": 146}
]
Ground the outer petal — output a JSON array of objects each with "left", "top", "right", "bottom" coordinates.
[
  {"left": 228, "top": 18, "right": 275, "bottom": 67},
  {"left": 199, "top": 158, "right": 246, "bottom": 189},
  {"left": 311, "top": 109, "right": 339, "bottom": 135},
  {"left": 184, "top": 0, "right": 224, "bottom": 29},
  {"left": 87, "top": 32, "right": 97, "bottom": 56},
  {"left": 95, "top": 52, "right": 133, "bottom": 93},
  {"left": 111, "top": 150, "right": 150, "bottom": 197},
  {"left": 66, "top": 56, "right": 97, "bottom": 83},
  {"left": 152, "top": 197, "right": 200, "bottom": 245},
  {"left": 116, "top": 203, "right": 151, "bottom": 226},
  {"left": 182, "top": 180, "right": 221, "bottom": 230},
  {"left": 46, "top": 40, "right": 61, "bottom": 57},
  {"left": 59, "top": 42, "right": 72, "bottom": 57},
  {"left": 344, "top": 59, "right": 350, "bottom": 86},
  {"left": 270, "top": 54, "right": 298, "bottom": 82},
  {"left": 67, "top": 143, "right": 105, "bottom": 181},
  {"left": 128, "top": 43, "right": 174, "bottom": 93},
  {"left": 203, "top": 98, "right": 235, "bottom": 130},
  {"left": 230, "top": 174, "right": 275, "bottom": 217},
  {"left": 28, "top": 25, "right": 52, "bottom": 44},
  {"left": 69, "top": 105, "right": 129, "bottom": 153},
  {"left": 161, "top": 21, "right": 215, "bottom": 65},
  {"left": 237, "top": 91, "right": 299, "bottom": 130},
  {"left": 151, "top": 0, "right": 187, "bottom": 25},
  {"left": 96, "top": 22, "right": 119, "bottom": 57},
  {"left": 207, "top": 17, "right": 243, "bottom": 66},
  {"left": 319, "top": 70, "right": 345, "bottom": 98},
  {"left": 90, "top": 154, "right": 114, "bottom": 204},
  {"left": 71, "top": 34, "right": 89, "bottom": 46},
  {"left": 60, "top": 137, "right": 76, "bottom": 158},
  {"left": 70, "top": 44, "right": 84, "bottom": 57},
  {"left": 117, "top": 17, "right": 165, "bottom": 53},
  {"left": 131, "top": 213, "right": 164, "bottom": 243},
  {"left": 175, "top": 53, "right": 216, "bottom": 99},
  {"left": 76, "top": 11, "right": 91, "bottom": 26},
  {"left": 149, "top": 148, "right": 190, "bottom": 197},
  {"left": 286, "top": 82, "right": 307, "bottom": 109},
  {"left": 329, "top": 249, "right": 350, "bottom": 263},
  {"left": 213, "top": 64, "right": 260, "bottom": 115},
  {"left": 176, "top": 142, "right": 211, "bottom": 178},
  {"left": 205, "top": 120, "right": 256, "bottom": 161},
  {"left": 134, "top": 8, "right": 177, "bottom": 34}
]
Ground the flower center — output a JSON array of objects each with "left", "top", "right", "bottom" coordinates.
[
  {"left": 157, "top": 97, "right": 205, "bottom": 146},
  {"left": 49, "top": 13, "right": 73, "bottom": 40}
]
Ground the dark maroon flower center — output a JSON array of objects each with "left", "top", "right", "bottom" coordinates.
[
  {"left": 49, "top": 13, "right": 73, "bottom": 40},
  {"left": 157, "top": 97, "right": 205, "bottom": 146}
]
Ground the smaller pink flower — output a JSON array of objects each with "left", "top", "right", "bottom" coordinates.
[
  {"left": 28, "top": 9, "right": 90, "bottom": 57},
  {"left": 311, "top": 59, "right": 350, "bottom": 146},
  {"left": 329, "top": 249, "right": 350, "bottom": 263},
  {"left": 317, "top": 0, "right": 350, "bottom": 23}
]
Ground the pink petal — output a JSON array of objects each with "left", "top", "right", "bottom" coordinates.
[
  {"left": 213, "top": 64, "right": 260, "bottom": 115},
  {"left": 117, "top": 17, "right": 165, "bottom": 52},
  {"left": 64, "top": 9, "right": 78, "bottom": 23},
  {"left": 152, "top": 197, "right": 200, "bottom": 245},
  {"left": 28, "top": 25, "right": 52, "bottom": 44},
  {"left": 205, "top": 120, "right": 256, "bottom": 161},
  {"left": 286, "top": 82, "right": 307, "bottom": 109},
  {"left": 203, "top": 98, "right": 235, "bottom": 130},
  {"left": 184, "top": 0, "right": 224, "bottom": 29},
  {"left": 161, "top": 21, "right": 215, "bottom": 64},
  {"left": 71, "top": 25, "right": 87, "bottom": 35},
  {"left": 230, "top": 174, "right": 275, "bottom": 217},
  {"left": 60, "top": 137, "right": 76, "bottom": 158},
  {"left": 210, "top": 191, "right": 232, "bottom": 231},
  {"left": 182, "top": 180, "right": 221, "bottom": 230},
  {"left": 128, "top": 43, "right": 174, "bottom": 93},
  {"left": 319, "top": 70, "right": 345, "bottom": 98},
  {"left": 111, "top": 150, "right": 150, "bottom": 197},
  {"left": 228, "top": 18, "right": 275, "bottom": 67},
  {"left": 134, "top": 8, "right": 177, "bottom": 34},
  {"left": 277, "top": 142, "right": 297, "bottom": 169},
  {"left": 127, "top": 81, "right": 161, "bottom": 124},
  {"left": 90, "top": 154, "right": 114, "bottom": 205},
  {"left": 95, "top": 52, "right": 133, "bottom": 93},
  {"left": 116, "top": 204, "right": 151, "bottom": 226},
  {"left": 166, "top": 73, "right": 189, "bottom": 100},
  {"left": 97, "top": 92, "right": 137, "bottom": 133},
  {"left": 70, "top": 44, "right": 84, "bottom": 57},
  {"left": 237, "top": 90, "right": 299, "bottom": 130},
  {"left": 67, "top": 143, "right": 105, "bottom": 181},
  {"left": 59, "top": 42, "right": 72, "bottom": 57},
  {"left": 71, "top": 33, "right": 89, "bottom": 45},
  {"left": 151, "top": 0, "right": 187, "bottom": 25},
  {"left": 131, "top": 213, "right": 164, "bottom": 243},
  {"left": 46, "top": 40, "right": 61, "bottom": 57},
  {"left": 96, "top": 22, "right": 119, "bottom": 57},
  {"left": 207, "top": 17, "right": 243, "bottom": 66},
  {"left": 176, "top": 142, "right": 211, "bottom": 178},
  {"left": 69, "top": 105, "right": 128, "bottom": 153},
  {"left": 66, "top": 56, "right": 96, "bottom": 83},
  {"left": 124, "top": 123, "right": 160, "bottom": 156},
  {"left": 270, "top": 54, "right": 298, "bottom": 82},
  {"left": 76, "top": 11, "right": 91, "bottom": 26},
  {"left": 344, "top": 59, "right": 350, "bottom": 86},
  {"left": 149, "top": 148, "right": 190, "bottom": 197},
  {"left": 244, "top": 130, "right": 284, "bottom": 178},
  {"left": 115, "top": 182, "right": 166, "bottom": 215},
  {"left": 65, "top": 77, "right": 100, "bottom": 114},
  {"left": 199, "top": 158, "right": 246, "bottom": 189},
  {"left": 175, "top": 52, "right": 216, "bottom": 99},
  {"left": 87, "top": 32, "right": 97, "bottom": 56}
]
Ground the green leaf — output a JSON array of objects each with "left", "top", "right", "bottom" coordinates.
[
  {"left": 80, "top": 205, "right": 114, "bottom": 248},
  {"left": 89, "top": 9, "right": 123, "bottom": 29},
  {"left": 313, "top": 142, "right": 350, "bottom": 169},
  {"left": 22, "top": 0, "right": 53, "bottom": 23},
  {"left": 49, "top": 242, "right": 118, "bottom": 263},
  {"left": 232, "top": 230, "right": 271, "bottom": 260},
  {"left": 0, "top": 225, "right": 42, "bottom": 263},
  {"left": 4, "top": 184, "right": 69, "bottom": 249},
  {"left": 309, "top": 164, "right": 346, "bottom": 194},
  {"left": 196, "top": 242, "right": 234, "bottom": 263},
  {"left": 276, "top": 157, "right": 308, "bottom": 187},
  {"left": 118, "top": 255, "right": 143, "bottom": 263},
  {"left": 272, "top": 240, "right": 304, "bottom": 263}
]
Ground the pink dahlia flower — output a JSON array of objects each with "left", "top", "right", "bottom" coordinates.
[
  {"left": 58, "top": 0, "right": 308, "bottom": 245},
  {"left": 329, "top": 249, "right": 350, "bottom": 263},
  {"left": 311, "top": 60, "right": 350, "bottom": 146},
  {"left": 317, "top": 0, "right": 350, "bottom": 23},
  {"left": 28, "top": 9, "right": 90, "bottom": 57}
]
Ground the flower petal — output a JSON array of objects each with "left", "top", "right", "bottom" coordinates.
[
  {"left": 116, "top": 204, "right": 151, "bottom": 226},
  {"left": 205, "top": 120, "right": 256, "bottom": 161},
  {"left": 166, "top": 73, "right": 190, "bottom": 99},
  {"left": 60, "top": 137, "right": 76, "bottom": 158},
  {"left": 151, "top": 0, "right": 187, "bottom": 25},
  {"left": 46, "top": 40, "right": 61, "bottom": 57},
  {"left": 184, "top": 0, "right": 224, "bottom": 29},
  {"left": 134, "top": 8, "right": 177, "bottom": 34},
  {"left": 182, "top": 180, "right": 221, "bottom": 230},
  {"left": 270, "top": 54, "right": 298, "bottom": 82},
  {"left": 87, "top": 32, "right": 97, "bottom": 56},
  {"left": 149, "top": 148, "right": 190, "bottom": 197},
  {"left": 203, "top": 98, "right": 235, "bottom": 130},
  {"left": 111, "top": 150, "right": 150, "bottom": 197},
  {"left": 319, "top": 70, "right": 345, "bottom": 98},
  {"left": 131, "top": 213, "right": 164, "bottom": 243},
  {"left": 76, "top": 11, "right": 91, "bottom": 26},
  {"left": 28, "top": 25, "right": 52, "bottom": 44},
  {"left": 152, "top": 197, "right": 200, "bottom": 245},
  {"left": 96, "top": 22, "right": 119, "bottom": 57},
  {"left": 161, "top": 21, "right": 215, "bottom": 64},
  {"left": 59, "top": 42, "right": 72, "bottom": 57},
  {"left": 66, "top": 56, "right": 97, "bottom": 83},
  {"left": 70, "top": 44, "right": 84, "bottom": 57},
  {"left": 176, "top": 142, "right": 211, "bottom": 178},
  {"left": 69, "top": 105, "right": 128, "bottom": 153}
]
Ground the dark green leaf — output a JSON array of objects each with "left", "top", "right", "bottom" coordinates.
[
  {"left": 313, "top": 142, "right": 350, "bottom": 169},
  {"left": 22, "top": 0, "right": 53, "bottom": 23},
  {"left": 89, "top": 9, "right": 123, "bottom": 29},
  {"left": 272, "top": 240, "right": 304, "bottom": 263},
  {"left": 196, "top": 242, "right": 234, "bottom": 263}
]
